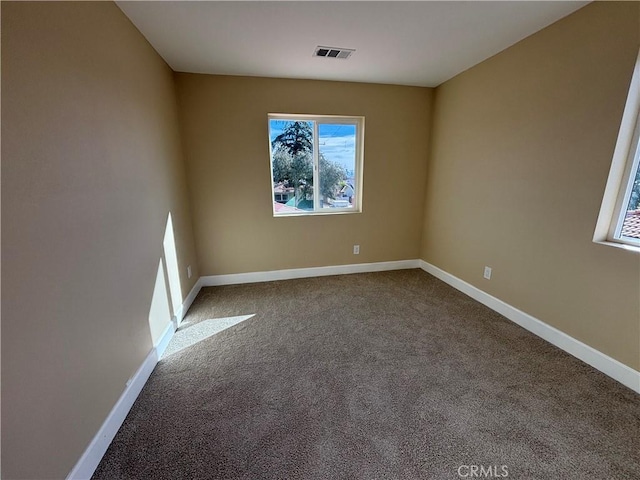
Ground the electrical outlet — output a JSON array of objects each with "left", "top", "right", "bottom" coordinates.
[
  {"left": 353, "top": 245, "right": 360, "bottom": 255},
  {"left": 483, "top": 266, "right": 492, "bottom": 280},
  {"left": 187, "top": 265, "right": 192, "bottom": 279}
]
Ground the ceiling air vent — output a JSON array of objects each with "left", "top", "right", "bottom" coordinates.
[{"left": 314, "top": 46, "right": 355, "bottom": 60}]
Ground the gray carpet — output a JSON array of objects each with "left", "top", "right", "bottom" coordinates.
[{"left": 93, "top": 269, "right": 640, "bottom": 479}]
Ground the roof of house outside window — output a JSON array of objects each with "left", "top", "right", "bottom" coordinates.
[
  {"left": 273, "top": 202, "right": 301, "bottom": 213},
  {"left": 621, "top": 210, "right": 640, "bottom": 239}
]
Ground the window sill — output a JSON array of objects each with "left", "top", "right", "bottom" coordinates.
[
  {"left": 593, "top": 240, "right": 640, "bottom": 254},
  {"left": 274, "top": 209, "right": 362, "bottom": 218}
]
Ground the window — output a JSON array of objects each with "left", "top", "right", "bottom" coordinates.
[
  {"left": 268, "top": 114, "right": 364, "bottom": 216},
  {"left": 611, "top": 127, "right": 640, "bottom": 245},
  {"left": 594, "top": 49, "right": 640, "bottom": 251}
]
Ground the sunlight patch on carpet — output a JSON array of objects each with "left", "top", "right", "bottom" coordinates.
[{"left": 162, "top": 314, "right": 255, "bottom": 358}]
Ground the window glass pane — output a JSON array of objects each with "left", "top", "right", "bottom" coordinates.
[
  {"left": 270, "top": 119, "right": 315, "bottom": 212},
  {"left": 620, "top": 160, "right": 640, "bottom": 240},
  {"left": 318, "top": 123, "right": 356, "bottom": 209}
]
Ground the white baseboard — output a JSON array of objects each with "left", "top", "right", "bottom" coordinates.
[
  {"left": 66, "top": 347, "right": 158, "bottom": 480},
  {"left": 419, "top": 260, "right": 640, "bottom": 394},
  {"left": 67, "top": 281, "right": 200, "bottom": 480},
  {"left": 200, "top": 259, "right": 420, "bottom": 287}
]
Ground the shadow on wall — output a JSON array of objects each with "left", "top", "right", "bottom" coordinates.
[{"left": 148, "top": 213, "right": 183, "bottom": 345}]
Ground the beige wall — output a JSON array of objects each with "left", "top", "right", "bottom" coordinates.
[
  {"left": 175, "top": 74, "right": 432, "bottom": 275},
  {"left": 422, "top": 1, "right": 640, "bottom": 370},
  {"left": 1, "top": 2, "right": 198, "bottom": 478}
]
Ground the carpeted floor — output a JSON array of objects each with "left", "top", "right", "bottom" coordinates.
[{"left": 93, "top": 269, "right": 640, "bottom": 479}]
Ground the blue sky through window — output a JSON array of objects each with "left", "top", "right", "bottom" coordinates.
[{"left": 319, "top": 124, "right": 356, "bottom": 173}]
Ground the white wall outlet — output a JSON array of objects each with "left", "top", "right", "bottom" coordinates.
[
  {"left": 187, "top": 265, "right": 192, "bottom": 279},
  {"left": 353, "top": 245, "right": 360, "bottom": 255},
  {"left": 483, "top": 266, "right": 492, "bottom": 280}
]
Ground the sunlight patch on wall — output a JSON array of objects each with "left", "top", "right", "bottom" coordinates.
[
  {"left": 148, "top": 260, "right": 173, "bottom": 346},
  {"left": 163, "top": 213, "right": 183, "bottom": 316}
]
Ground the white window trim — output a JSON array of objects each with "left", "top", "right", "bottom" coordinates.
[
  {"left": 268, "top": 113, "right": 365, "bottom": 217},
  {"left": 593, "top": 49, "right": 640, "bottom": 253}
]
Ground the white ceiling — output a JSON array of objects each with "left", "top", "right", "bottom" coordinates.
[{"left": 117, "top": 1, "right": 589, "bottom": 87}]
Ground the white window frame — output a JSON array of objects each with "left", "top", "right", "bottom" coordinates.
[
  {"left": 268, "top": 113, "right": 364, "bottom": 217},
  {"left": 594, "top": 49, "right": 640, "bottom": 253},
  {"left": 609, "top": 123, "right": 640, "bottom": 246}
]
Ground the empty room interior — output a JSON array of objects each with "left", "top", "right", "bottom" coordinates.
[{"left": 2, "top": 1, "right": 640, "bottom": 479}]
